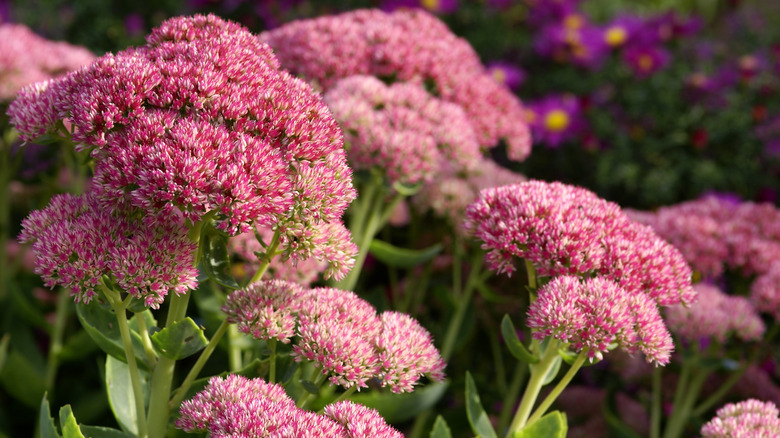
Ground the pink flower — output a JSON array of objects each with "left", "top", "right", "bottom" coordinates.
[
  {"left": 665, "top": 283, "right": 765, "bottom": 344},
  {"left": 701, "top": 399, "right": 780, "bottom": 437},
  {"left": 222, "top": 280, "right": 304, "bottom": 344},
  {"left": 464, "top": 180, "right": 695, "bottom": 306},
  {"left": 0, "top": 23, "right": 94, "bottom": 100},
  {"left": 323, "top": 401, "right": 404, "bottom": 437},
  {"left": 9, "top": 14, "right": 357, "bottom": 279},
  {"left": 18, "top": 193, "right": 197, "bottom": 308},
  {"left": 527, "top": 275, "right": 673, "bottom": 364},
  {"left": 323, "top": 75, "right": 482, "bottom": 186},
  {"left": 376, "top": 311, "right": 446, "bottom": 393},
  {"left": 260, "top": 8, "right": 532, "bottom": 161}
]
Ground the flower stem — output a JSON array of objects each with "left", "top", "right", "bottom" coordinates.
[
  {"left": 507, "top": 338, "right": 561, "bottom": 434},
  {"left": 526, "top": 351, "right": 587, "bottom": 425},
  {"left": 650, "top": 366, "right": 662, "bottom": 438},
  {"left": 248, "top": 229, "right": 281, "bottom": 286},
  {"left": 329, "top": 386, "right": 357, "bottom": 405},
  {"left": 168, "top": 318, "right": 230, "bottom": 411},
  {"left": 44, "top": 289, "right": 71, "bottom": 395},
  {"left": 663, "top": 363, "right": 708, "bottom": 438},
  {"left": 268, "top": 339, "right": 277, "bottom": 383},
  {"left": 440, "top": 252, "right": 482, "bottom": 360},
  {"left": 498, "top": 362, "right": 528, "bottom": 434},
  {"left": 134, "top": 310, "right": 157, "bottom": 368},
  {"left": 298, "top": 371, "right": 328, "bottom": 410}
]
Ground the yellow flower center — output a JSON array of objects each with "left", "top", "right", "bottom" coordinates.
[
  {"left": 544, "top": 110, "right": 570, "bottom": 132},
  {"left": 421, "top": 0, "right": 441, "bottom": 11},
  {"left": 491, "top": 68, "right": 506, "bottom": 84},
  {"left": 563, "top": 13, "right": 585, "bottom": 30},
  {"left": 604, "top": 26, "right": 627, "bottom": 47},
  {"left": 638, "top": 54, "right": 654, "bottom": 71}
]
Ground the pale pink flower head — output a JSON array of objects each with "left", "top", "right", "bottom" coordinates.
[
  {"left": 665, "top": 283, "right": 765, "bottom": 345},
  {"left": 18, "top": 193, "right": 197, "bottom": 308},
  {"left": 464, "top": 180, "right": 696, "bottom": 307},
  {"left": 701, "top": 399, "right": 780, "bottom": 437},
  {"left": 293, "top": 287, "right": 382, "bottom": 389},
  {"left": 376, "top": 311, "right": 446, "bottom": 393},
  {"left": 323, "top": 400, "right": 404, "bottom": 438},
  {"left": 260, "top": 8, "right": 532, "bottom": 161},
  {"left": 527, "top": 275, "right": 673, "bottom": 364},
  {"left": 8, "top": 15, "right": 356, "bottom": 278},
  {"left": 222, "top": 279, "right": 304, "bottom": 344},
  {"left": 750, "top": 262, "right": 780, "bottom": 321},
  {"left": 324, "top": 75, "right": 482, "bottom": 186},
  {"left": 0, "top": 23, "right": 94, "bottom": 100}
]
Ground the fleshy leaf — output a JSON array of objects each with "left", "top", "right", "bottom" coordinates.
[
  {"left": 39, "top": 393, "right": 61, "bottom": 438},
  {"left": 369, "top": 240, "right": 443, "bottom": 269},
  {"left": 200, "top": 221, "right": 240, "bottom": 290},
  {"left": 501, "top": 315, "right": 538, "bottom": 364},
  {"left": 150, "top": 317, "right": 208, "bottom": 360},
  {"left": 512, "top": 411, "right": 568, "bottom": 438},
  {"left": 105, "top": 356, "right": 150, "bottom": 436},
  {"left": 465, "top": 372, "right": 497, "bottom": 438},
  {"left": 430, "top": 415, "right": 453, "bottom": 438},
  {"left": 78, "top": 425, "right": 133, "bottom": 438},
  {"left": 59, "top": 405, "right": 85, "bottom": 438},
  {"left": 75, "top": 301, "right": 153, "bottom": 371}
]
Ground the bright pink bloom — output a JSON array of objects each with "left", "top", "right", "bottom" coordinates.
[
  {"left": 0, "top": 23, "right": 94, "bottom": 100},
  {"left": 222, "top": 280, "right": 304, "bottom": 344},
  {"left": 323, "top": 401, "right": 404, "bottom": 438},
  {"left": 376, "top": 311, "right": 446, "bottom": 393},
  {"left": 701, "top": 399, "right": 780, "bottom": 437},
  {"left": 527, "top": 276, "right": 673, "bottom": 364},
  {"left": 18, "top": 193, "right": 197, "bottom": 308},
  {"left": 665, "top": 283, "right": 765, "bottom": 344},
  {"left": 9, "top": 14, "right": 357, "bottom": 279},
  {"left": 259, "top": 8, "right": 532, "bottom": 161}
]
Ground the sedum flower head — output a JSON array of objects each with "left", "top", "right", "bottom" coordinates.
[
  {"left": 701, "top": 399, "right": 780, "bottom": 437},
  {"left": 527, "top": 275, "right": 673, "bottom": 364},
  {"left": 18, "top": 193, "right": 197, "bottom": 308},
  {"left": 323, "top": 401, "right": 404, "bottom": 438},
  {"left": 260, "top": 8, "right": 532, "bottom": 161},
  {"left": 665, "top": 283, "right": 765, "bottom": 345},
  {"left": 464, "top": 180, "right": 696, "bottom": 306},
  {"left": 323, "top": 75, "right": 482, "bottom": 186},
  {"left": 222, "top": 280, "right": 304, "bottom": 344},
  {"left": 0, "top": 23, "right": 94, "bottom": 100},
  {"left": 9, "top": 14, "right": 356, "bottom": 279}
]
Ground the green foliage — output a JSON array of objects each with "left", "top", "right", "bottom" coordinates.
[
  {"left": 369, "top": 240, "right": 444, "bottom": 269},
  {"left": 105, "top": 356, "right": 150, "bottom": 436},
  {"left": 465, "top": 372, "right": 497, "bottom": 438},
  {"left": 150, "top": 318, "right": 208, "bottom": 360},
  {"left": 512, "top": 411, "right": 568, "bottom": 438}
]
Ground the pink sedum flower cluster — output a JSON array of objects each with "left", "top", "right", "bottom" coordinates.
[
  {"left": 10, "top": 15, "right": 358, "bottom": 283},
  {"left": 664, "top": 283, "right": 765, "bottom": 345},
  {"left": 177, "top": 374, "right": 403, "bottom": 437},
  {"left": 18, "top": 193, "right": 197, "bottom": 307},
  {"left": 527, "top": 276, "right": 673, "bottom": 364},
  {"left": 222, "top": 280, "right": 446, "bottom": 393},
  {"left": 323, "top": 75, "right": 482, "bottom": 186},
  {"left": 464, "top": 180, "right": 695, "bottom": 307},
  {"left": 701, "top": 399, "right": 780, "bottom": 437},
  {"left": 259, "top": 8, "right": 532, "bottom": 161},
  {"left": 0, "top": 23, "right": 94, "bottom": 100}
]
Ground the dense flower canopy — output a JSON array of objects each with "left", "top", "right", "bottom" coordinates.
[{"left": 701, "top": 399, "right": 780, "bottom": 437}]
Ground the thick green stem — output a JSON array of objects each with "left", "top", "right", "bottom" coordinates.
[
  {"left": 693, "top": 365, "right": 747, "bottom": 417},
  {"left": 169, "top": 319, "right": 230, "bottom": 410},
  {"left": 507, "top": 339, "right": 561, "bottom": 434},
  {"left": 248, "top": 229, "right": 281, "bottom": 285},
  {"left": 650, "top": 366, "right": 662, "bottom": 438},
  {"left": 526, "top": 351, "right": 586, "bottom": 425},
  {"left": 663, "top": 364, "right": 708, "bottom": 438},
  {"left": 440, "top": 253, "right": 482, "bottom": 360},
  {"left": 268, "top": 339, "right": 277, "bottom": 383},
  {"left": 135, "top": 311, "right": 157, "bottom": 368},
  {"left": 498, "top": 362, "right": 529, "bottom": 434},
  {"left": 44, "top": 289, "right": 71, "bottom": 395},
  {"left": 146, "top": 292, "right": 191, "bottom": 438},
  {"left": 336, "top": 186, "right": 384, "bottom": 291},
  {"left": 104, "top": 286, "right": 148, "bottom": 438}
]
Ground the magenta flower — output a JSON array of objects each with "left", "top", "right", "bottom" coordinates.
[
  {"left": 601, "top": 14, "right": 644, "bottom": 48},
  {"left": 701, "top": 399, "right": 780, "bottom": 437},
  {"left": 527, "top": 276, "right": 673, "bottom": 364},
  {"left": 323, "top": 75, "right": 482, "bottom": 186},
  {"left": 622, "top": 44, "right": 671, "bottom": 78},
  {"left": 9, "top": 14, "right": 357, "bottom": 279},
  {"left": 0, "top": 23, "right": 94, "bottom": 100},
  {"left": 534, "top": 19, "right": 609, "bottom": 69},
  {"left": 222, "top": 280, "right": 304, "bottom": 344},
  {"left": 665, "top": 283, "right": 765, "bottom": 345},
  {"left": 376, "top": 311, "right": 446, "bottom": 393},
  {"left": 18, "top": 193, "right": 197, "bottom": 308},
  {"left": 260, "top": 8, "right": 532, "bottom": 161},
  {"left": 380, "top": 0, "right": 458, "bottom": 14},
  {"left": 485, "top": 61, "right": 526, "bottom": 91},
  {"left": 525, "top": 94, "right": 584, "bottom": 147},
  {"left": 464, "top": 180, "right": 696, "bottom": 306},
  {"left": 323, "top": 401, "right": 404, "bottom": 437}
]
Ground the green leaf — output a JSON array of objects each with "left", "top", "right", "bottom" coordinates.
[
  {"left": 500, "top": 315, "right": 538, "bottom": 364},
  {"left": 150, "top": 317, "right": 208, "bottom": 360},
  {"left": 368, "top": 240, "right": 443, "bottom": 269},
  {"left": 75, "top": 301, "right": 153, "bottom": 371},
  {"left": 346, "top": 380, "right": 448, "bottom": 423},
  {"left": 301, "top": 380, "right": 320, "bottom": 395},
  {"left": 430, "top": 415, "right": 453, "bottom": 438},
  {"left": 465, "top": 372, "right": 497, "bottom": 438},
  {"left": 39, "top": 393, "right": 61, "bottom": 438},
  {"left": 0, "top": 334, "right": 10, "bottom": 372},
  {"left": 1, "top": 348, "right": 47, "bottom": 407},
  {"left": 105, "top": 356, "right": 150, "bottom": 436},
  {"left": 201, "top": 221, "right": 240, "bottom": 290},
  {"left": 540, "top": 355, "right": 562, "bottom": 386},
  {"left": 78, "top": 425, "right": 133, "bottom": 438},
  {"left": 59, "top": 406, "right": 85, "bottom": 438},
  {"left": 391, "top": 180, "right": 423, "bottom": 196},
  {"left": 512, "top": 411, "right": 568, "bottom": 438}
]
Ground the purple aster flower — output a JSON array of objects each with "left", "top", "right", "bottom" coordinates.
[
  {"left": 18, "top": 193, "right": 198, "bottom": 308},
  {"left": 534, "top": 20, "right": 609, "bottom": 69},
  {"left": 380, "top": 0, "right": 458, "bottom": 14},
  {"left": 525, "top": 94, "right": 584, "bottom": 147},
  {"left": 323, "top": 401, "right": 404, "bottom": 437},
  {"left": 701, "top": 399, "right": 780, "bottom": 437},
  {"left": 622, "top": 43, "right": 671, "bottom": 78},
  {"left": 527, "top": 275, "right": 673, "bottom": 364},
  {"left": 485, "top": 61, "right": 526, "bottom": 91},
  {"left": 260, "top": 8, "right": 532, "bottom": 161},
  {"left": 9, "top": 14, "right": 357, "bottom": 280},
  {"left": 601, "top": 14, "right": 644, "bottom": 48},
  {"left": 525, "top": 0, "right": 582, "bottom": 28},
  {"left": 222, "top": 280, "right": 304, "bottom": 344}
]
